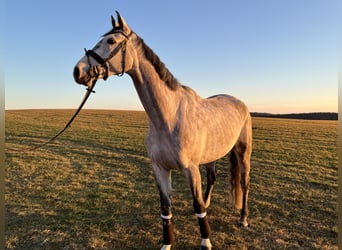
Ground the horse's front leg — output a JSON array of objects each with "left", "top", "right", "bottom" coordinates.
[
  {"left": 152, "top": 163, "right": 174, "bottom": 250},
  {"left": 185, "top": 166, "right": 213, "bottom": 250},
  {"left": 204, "top": 161, "right": 217, "bottom": 208}
]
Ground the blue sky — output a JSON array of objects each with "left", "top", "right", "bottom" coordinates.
[{"left": 5, "top": 0, "right": 337, "bottom": 113}]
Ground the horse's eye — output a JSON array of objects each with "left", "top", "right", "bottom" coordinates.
[{"left": 107, "top": 38, "right": 115, "bottom": 45}]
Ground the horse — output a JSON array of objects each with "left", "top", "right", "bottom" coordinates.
[{"left": 73, "top": 11, "right": 252, "bottom": 250}]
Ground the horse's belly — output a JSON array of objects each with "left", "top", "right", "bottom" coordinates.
[
  {"left": 197, "top": 122, "right": 242, "bottom": 164},
  {"left": 199, "top": 138, "right": 236, "bottom": 164}
]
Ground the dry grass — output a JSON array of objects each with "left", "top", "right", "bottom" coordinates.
[{"left": 5, "top": 110, "right": 338, "bottom": 249}]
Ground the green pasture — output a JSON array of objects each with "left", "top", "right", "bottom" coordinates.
[{"left": 5, "top": 110, "right": 338, "bottom": 249}]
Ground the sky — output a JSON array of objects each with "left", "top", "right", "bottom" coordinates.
[{"left": 4, "top": 0, "right": 338, "bottom": 113}]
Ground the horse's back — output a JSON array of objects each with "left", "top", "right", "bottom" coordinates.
[
  {"left": 203, "top": 94, "right": 250, "bottom": 125},
  {"left": 207, "top": 94, "right": 249, "bottom": 113}
]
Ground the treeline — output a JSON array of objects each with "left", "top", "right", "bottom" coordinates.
[{"left": 250, "top": 112, "right": 338, "bottom": 120}]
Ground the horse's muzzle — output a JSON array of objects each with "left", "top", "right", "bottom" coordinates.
[
  {"left": 73, "top": 66, "right": 81, "bottom": 81},
  {"left": 73, "top": 64, "right": 91, "bottom": 86}
]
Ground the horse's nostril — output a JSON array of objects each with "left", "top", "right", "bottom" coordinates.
[{"left": 73, "top": 67, "right": 80, "bottom": 80}]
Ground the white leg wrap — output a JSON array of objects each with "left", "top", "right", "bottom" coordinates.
[
  {"left": 161, "top": 244, "right": 172, "bottom": 250},
  {"left": 201, "top": 238, "right": 212, "bottom": 249},
  {"left": 196, "top": 212, "right": 207, "bottom": 218},
  {"left": 161, "top": 214, "right": 172, "bottom": 220}
]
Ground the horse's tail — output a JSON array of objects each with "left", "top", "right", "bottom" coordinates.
[{"left": 229, "top": 151, "right": 243, "bottom": 210}]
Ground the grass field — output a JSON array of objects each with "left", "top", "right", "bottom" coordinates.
[{"left": 5, "top": 109, "right": 338, "bottom": 249}]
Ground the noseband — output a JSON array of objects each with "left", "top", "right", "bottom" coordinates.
[{"left": 84, "top": 30, "right": 133, "bottom": 80}]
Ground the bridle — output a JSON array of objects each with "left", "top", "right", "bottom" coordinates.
[
  {"left": 84, "top": 30, "right": 133, "bottom": 80},
  {"left": 9, "top": 30, "right": 133, "bottom": 152}
]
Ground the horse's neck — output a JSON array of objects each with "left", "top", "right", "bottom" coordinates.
[{"left": 128, "top": 47, "right": 179, "bottom": 132}]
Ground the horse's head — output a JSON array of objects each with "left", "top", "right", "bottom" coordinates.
[{"left": 73, "top": 11, "right": 134, "bottom": 87}]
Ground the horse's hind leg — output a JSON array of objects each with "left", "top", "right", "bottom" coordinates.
[
  {"left": 152, "top": 163, "right": 174, "bottom": 250},
  {"left": 204, "top": 161, "right": 217, "bottom": 208},
  {"left": 232, "top": 146, "right": 250, "bottom": 227},
  {"left": 234, "top": 116, "right": 252, "bottom": 227}
]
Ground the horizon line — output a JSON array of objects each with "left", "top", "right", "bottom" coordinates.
[{"left": 5, "top": 108, "right": 338, "bottom": 115}]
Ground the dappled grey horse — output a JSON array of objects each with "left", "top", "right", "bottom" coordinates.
[{"left": 73, "top": 11, "right": 252, "bottom": 250}]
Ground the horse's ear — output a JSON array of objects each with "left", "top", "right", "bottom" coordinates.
[
  {"left": 111, "top": 15, "right": 117, "bottom": 29},
  {"left": 116, "top": 11, "right": 131, "bottom": 34}
]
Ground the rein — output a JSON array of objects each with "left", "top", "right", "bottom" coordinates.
[{"left": 8, "top": 78, "right": 97, "bottom": 152}]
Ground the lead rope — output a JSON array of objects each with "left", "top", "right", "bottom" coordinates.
[{"left": 7, "top": 78, "right": 97, "bottom": 152}]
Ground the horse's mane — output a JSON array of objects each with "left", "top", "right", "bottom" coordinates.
[{"left": 136, "top": 36, "right": 181, "bottom": 91}]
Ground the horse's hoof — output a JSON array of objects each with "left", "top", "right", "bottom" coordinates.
[
  {"left": 161, "top": 245, "right": 172, "bottom": 250},
  {"left": 237, "top": 220, "right": 249, "bottom": 227},
  {"left": 200, "top": 246, "right": 212, "bottom": 250},
  {"left": 200, "top": 238, "right": 212, "bottom": 250}
]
